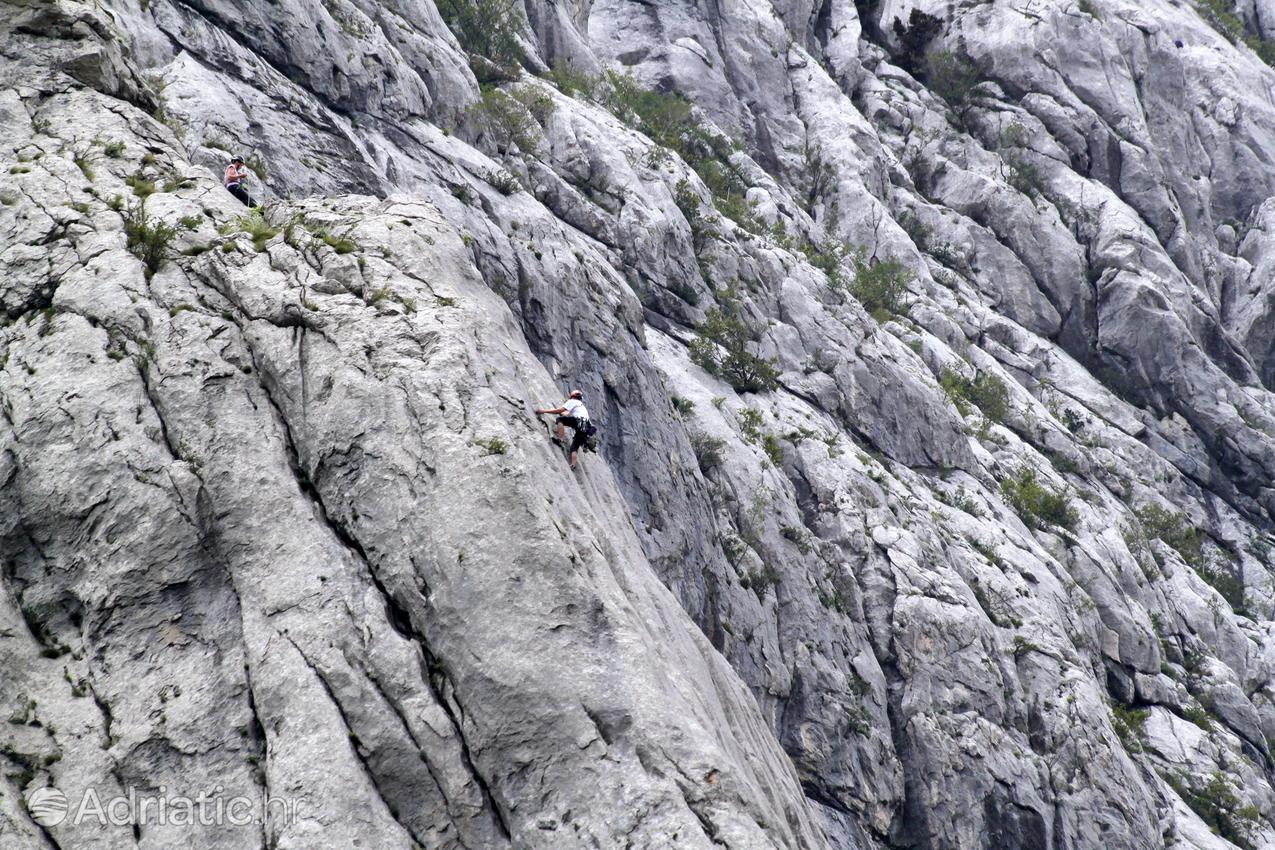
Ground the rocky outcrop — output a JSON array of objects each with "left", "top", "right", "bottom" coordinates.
[{"left": 2, "top": 0, "right": 1275, "bottom": 849}]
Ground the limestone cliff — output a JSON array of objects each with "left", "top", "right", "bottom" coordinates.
[{"left": 2, "top": 0, "right": 1275, "bottom": 848}]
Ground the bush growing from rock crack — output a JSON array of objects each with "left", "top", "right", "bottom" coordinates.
[
  {"left": 1167, "top": 771, "right": 1261, "bottom": 850},
  {"left": 544, "top": 61, "right": 597, "bottom": 99},
  {"left": 1007, "top": 156, "right": 1046, "bottom": 200},
  {"left": 437, "top": 0, "right": 523, "bottom": 73},
  {"left": 925, "top": 51, "right": 981, "bottom": 109},
  {"left": 851, "top": 255, "right": 912, "bottom": 321},
  {"left": 598, "top": 71, "right": 756, "bottom": 232},
  {"left": 761, "top": 433, "right": 784, "bottom": 467},
  {"left": 804, "top": 238, "right": 852, "bottom": 288},
  {"left": 224, "top": 209, "right": 280, "bottom": 252},
  {"left": 1193, "top": 0, "right": 1275, "bottom": 69},
  {"left": 73, "top": 150, "right": 95, "bottom": 181},
  {"left": 891, "top": 9, "right": 945, "bottom": 75},
  {"left": 122, "top": 202, "right": 177, "bottom": 277},
  {"left": 1110, "top": 703, "right": 1149, "bottom": 752},
  {"left": 940, "top": 368, "right": 1011, "bottom": 425},
  {"left": 741, "top": 564, "right": 781, "bottom": 600},
  {"left": 1195, "top": 560, "right": 1246, "bottom": 612},
  {"left": 473, "top": 436, "right": 508, "bottom": 456},
  {"left": 471, "top": 86, "right": 548, "bottom": 153},
  {"left": 483, "top": 167, "right": 521, "bottom": 195},
  {"left": 1000, "top": 468, "right": 1077, "bottom": 531},
  {"left": 690, "top": 431, "right": 726, "bottom": 474},
  {"left": 1134, "top": 504, "right": 1203, "bottom": 567},
  {"left": 310, "top": 227, "right": 356, "bottom": 254},
  {"left": 1183, "top": 705, "right": 1214, "bottom": 731},
  {"left": 689, "top": 294, "right": 780, "bottom": 394},
  {"left": 125, "top": 173, "right": 155, "bottom": 198}
]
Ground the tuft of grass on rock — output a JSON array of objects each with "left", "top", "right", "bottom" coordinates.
[{"left": 122, "top": 202, "right": 177, "bottom": 277}]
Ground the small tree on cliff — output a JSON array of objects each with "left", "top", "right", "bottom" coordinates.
[{"left": 689, "top": 291, "right": 780, "bottom": 394}]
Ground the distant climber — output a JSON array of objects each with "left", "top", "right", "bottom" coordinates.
[
  {"left": 224, "top": 155, "right": 258, "bottom": 208},
  {"left": 535, "top": 390, "right": 595, "bottom": 470}
]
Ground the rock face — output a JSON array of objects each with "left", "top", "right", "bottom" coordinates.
[{"left": 2, "top": 0, "right": 1275, "bottom": 849}]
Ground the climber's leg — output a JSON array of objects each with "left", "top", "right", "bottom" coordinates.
[{"left": 226, "top": 183, "right": 256, "bottom": 208}]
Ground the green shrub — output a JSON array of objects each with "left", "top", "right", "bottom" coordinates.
[
  {"left": 781, "top": 525, "right": 813, "bottom": 554},
  {"left": 761, "top": 433, "right": 784, "bottom": 467},
  {"left": 741, "top": 564, "right": 781, "bottom": 600},
  {"left": 103, "top": 140, "right": 126, "bottom": 158},
  {"left": 122, "top": 202, "right": 177, "bottom": 277},
  {"left": 1200, "top": 563, "right": 1246, "bottom": 610},
  {"left": 1111, "top": 703, "right": 1149, "bottom": 752},
  {"left": 315, "top": 229, "right": 357, "bottom": 254},
  {"left": 245, "top": 154, "right": 268, "bottom": 182},
  {"left": 891, "top": 9, "right": 945, "bottom": 75},
  {"left": 690, "top": 431, "right": 726, "bottom": 474},
  {"left": 1169, "top": 771, "right": 1260, "bottom": 850},
  {"left": 473, "top": 436, "right": 508, "bottom": 455},
  {"left": 671, "top": 396, "right": 695, "bottom": 417},
  {"left": 73, "top": 151, "right": 95, "bottom": 182},
  {"left": 163, "top": 176, "right": 195, "bottom": 193},
  {"left": 125, "top": 173, "right": 155, "bottom": 198},
  {"left": 471, "top": 86, "right": 545, "bottom": 152},
  {"left": 229, "top": 209, "right": 280, "bottom": 251},
  {"left": 737, "top": 407, "right": 764, "bottom": 442},
  {"left": 1011, "top": 636, "right": 1040, "bottom": 658},
  {"left": 544, "top": 61, "right": 597, "bottom": 99},
  {"left": 1182, "top": 705, "right": 1214, "bottom": 731},
  {"left": 1001, "top": 468, "right": 1078, "bottom": 531},
  {"left": 689, "top": 294, "right": 780, "bottom": 394},
  {"left": 925, "top": 51, "right": 980, "bottom": 108},
  {"left": 1196, "top": 0, "right": 1246, "bottom": 42},
  {"left": 437, "top": 0, "right": 523, "bottom": 69},
  {"left": 940, "top": 369, "right": 1011, "bottom": 425},
  {"left": 599, "top": 71, "right": 753, "bottom": 231},
  {"left": 1191, "top": 0, "right": 1275, "bottom": 69},
  {"left": 674, "top": 178, "right": 708, "bottom": 242},
  {"left": 805, "top": 238, "right": 852, "bottom": 288},
  {"left": 851, "top": 256, "right": 913, "bottom": 321},
  {"left": 1249, "top": 36, "right": 1275, "bottom": 68},
  {"left": 1134, "top": 504, "right": 1203, "bottom": 567},
  {"left": 1007, "top": 156, "right": 1046, "bottom": 200},
  {"left": 483, "top": 167, "right": 520, "bottom": 194}
]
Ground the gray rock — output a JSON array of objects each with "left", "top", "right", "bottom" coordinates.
[{"left": 5, "top": 0, "right": 1275, "bottom": 848}]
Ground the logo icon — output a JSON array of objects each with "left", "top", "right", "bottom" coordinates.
[{"left": 26, "top": 787, "right": 68, "bottom": 827}]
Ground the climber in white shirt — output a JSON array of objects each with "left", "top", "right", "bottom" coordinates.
[{"left": 535, "top": 390, "right": 592, "bottom": 469}]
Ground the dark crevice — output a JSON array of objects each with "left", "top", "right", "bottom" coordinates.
[
  {"left": 415, "top": 648, "right": 514, "bottom": 841},
  {"left": 282, "top": 634, "right": 425, "bottom": 845},
  {"left": 239, "top": 333, "right": 512, "bottom": 843}
]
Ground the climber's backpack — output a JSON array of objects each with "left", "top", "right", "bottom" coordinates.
[{"left": 583, "top": 420, "right": 599, "bottom": 452}]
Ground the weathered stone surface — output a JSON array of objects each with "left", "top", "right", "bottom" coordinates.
[{"left": 4, "top": 0, "right": 1275, "bottom": 848}]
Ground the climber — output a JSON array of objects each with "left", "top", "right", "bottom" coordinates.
[
  {"left": 223, "top": 155, "right": 258, "bottom": 208},
  {"left": 535, "top": 390, "right": 593, "bottom": 470}
]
